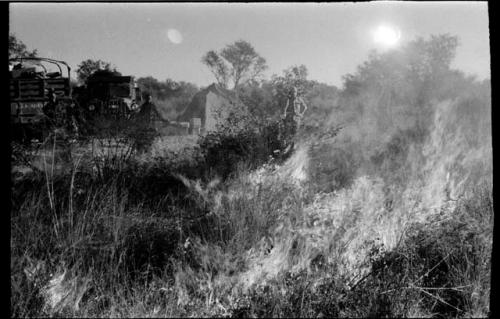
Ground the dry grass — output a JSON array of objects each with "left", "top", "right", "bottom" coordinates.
[{"left": 11, "top": 72, "right": 492, "bottom": 317}]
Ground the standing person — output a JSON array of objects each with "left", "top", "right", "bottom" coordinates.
[
  {"left": 43, "top": 88, "right": 58, "bottom": 125},
  {"left": 282, "top": 86, "right": 308, "bottom": 146},
  {"left": 43, "top": 89, "right": 80, "bottom": 141},
  {"left": 136, "top": 95, "right": 167, "bottom": 128},
  {"left": 42, "top": 88, "right": 67, "bottom": 140},
  {"left": 65, "top": 101, "right": 82, "bottom": 141},
  {"left": 133, "top": 94, "right": 169, "bottom": 153}
]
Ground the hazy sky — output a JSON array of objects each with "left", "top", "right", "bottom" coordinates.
[{"left": 9, "top": 2, "right": 490, "bottom": 87}]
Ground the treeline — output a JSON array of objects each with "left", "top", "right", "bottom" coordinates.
[
  {"left": 133, "top": 40, "right": 340, "bottom": 124},
  {"left": 68, "top": 40, "right": 339, "bottom": 123},
  {"left": 9, "top": 33, "right": 340, "bottom": 124}
]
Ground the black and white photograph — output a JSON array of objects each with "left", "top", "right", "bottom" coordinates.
[{"left": 9, "top": 2, "right": 492, "bottom": 317}]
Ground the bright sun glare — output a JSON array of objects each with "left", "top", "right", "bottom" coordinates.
[{"left": 373, "top": 25, "right": 401, "bottom": 48}]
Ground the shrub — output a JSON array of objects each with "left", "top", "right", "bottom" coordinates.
[{"left": 199, "top": 120, "right": 289, "bottom": 179}]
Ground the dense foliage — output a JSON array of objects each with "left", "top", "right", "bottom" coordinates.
[
  {"left": 9, "top": 33, "right": 38, "bottom": 59},
  {"left": 202, "top": 40, "right": 268, "bottom": 89},
  {"left": 75, "top": 59, "right": 119, "bottom": 84}
]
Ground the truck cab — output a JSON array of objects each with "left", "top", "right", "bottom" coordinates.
[{"left": 83, "top": 72, "right": 141, "bottom": 120}]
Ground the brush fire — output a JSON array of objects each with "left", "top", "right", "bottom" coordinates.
[{"left": 10, "top": 3, "right": 492, "bottom": 318}]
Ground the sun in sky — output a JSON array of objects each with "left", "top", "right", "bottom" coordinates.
[
  {"left": 372, "top": 25, "right": 401, "bottom": 48},
  {"left": 166, "top": 28, "right": 183, "bottom": 44}
]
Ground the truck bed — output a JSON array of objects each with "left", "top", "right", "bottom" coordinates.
[{"left": 10, "top": 78, "right": 70, "bottom": 100}]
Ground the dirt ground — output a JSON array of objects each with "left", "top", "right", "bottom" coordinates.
[{"left": 11, "top": 135, "right": 200, "bottom": 179}]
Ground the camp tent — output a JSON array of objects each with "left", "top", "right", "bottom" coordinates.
[{"left": 178, "top": 83, "right": 248, "bottom": 134}]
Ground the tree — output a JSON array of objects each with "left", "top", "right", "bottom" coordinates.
[
  {"left": 201, "top": 40, "right": 268, "bottom": 90},
  {"left": 304, "top": 81, "right": 339, "bottom": 126},
  {"left": 407, "top": 34, "right": 459, "bottom": 82},
  {"left": 76, "top": 59, "right": 117, "bottom": 84},
  {"left": 341, "top": 34, "right": 460, "bottom": 102},
  {"left": 137, "top": 76, "right": 165, "bottom": 99},
  {"left": 137, "top": 77, "right": 199, "bottom": 101},
  {"left": 201, "top": 51, "right": 230, "bottom": 89},
  {"left": 336, "top": 33, "right": 464, "bottom": 149},
  {"left": 237, "top": 80, "right": 276, "bottom": 122},
  {"left": 271, "top": 65, "right": 314, "bottom": 114},
  {"left": 271, "top": 64, "right": 312, "bottom": 96},
  {"left": 9, "top": 33, "right": 38, "bottom": 59}
]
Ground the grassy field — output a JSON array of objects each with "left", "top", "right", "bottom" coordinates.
[
  {"left": 10, "top": 47, "right": 493, "bottom": 316},
  {"left": 11, "top": 102, "right": 492, "bottom": 318}
]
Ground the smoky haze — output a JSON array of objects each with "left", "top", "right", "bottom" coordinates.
[{"left": 224, "top": 32, "right": 492, "bottom": 293}]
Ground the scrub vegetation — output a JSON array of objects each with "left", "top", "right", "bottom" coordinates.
[{"left": 11, "top": 34, "right": 492, "bottom": 318}]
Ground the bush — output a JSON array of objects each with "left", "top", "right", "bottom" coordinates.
[{"left": 199, "top": 120, "right": 289, "bottom": 179}]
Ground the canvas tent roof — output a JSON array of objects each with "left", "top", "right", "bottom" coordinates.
[
  {"left": 10, "top": 62, "right": 46, "bottom": 78},
  {"left": 177, "top": 83, "right": 246, "bottom": 122}
]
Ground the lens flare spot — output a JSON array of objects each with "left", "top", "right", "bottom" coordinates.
[{"left": 166, "top": 28, "right": 183, "bottom": 44}]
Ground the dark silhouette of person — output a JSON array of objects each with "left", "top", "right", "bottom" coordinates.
[
  {"left": 133, "top": 95, "right": 168, "bottom": 152},
  {"left": 43, "top": 88, "right": 58, "bottom": 123},
  {"left": 136, "top": 94, "right": 168, "bottom": 129},
  {"left": 283, "top": 86, "right": 308, "bottom": 132},
  {"left": 280, "top": 87, "right": 308, "bottom": 152},
  {"left": 43, "top": 88, "right": 81, "bottom": 140},
  {"left": 65, "top": 101, "right": 82, "bottom": 140}
]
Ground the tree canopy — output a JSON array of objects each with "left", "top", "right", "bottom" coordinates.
[
  {"left": 336, "top": 33, "right": 475, "bottom": 152},
  {"left": 341, "top": 34, "right": 460, "bottom": 104},
  {"left": 271, "top": 65, "right": 313, "bottom": 102},
  {"left": 202, "top": 40, "right": 268, "bottom": 90},
  {"left": 76, "top": 59, "right": 119, "bottom": 84},
  {"left": 9, "top": 33, "right": 38, "bottom": 59}
]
